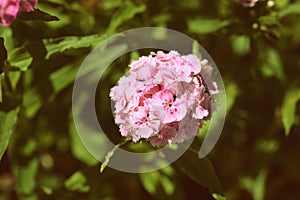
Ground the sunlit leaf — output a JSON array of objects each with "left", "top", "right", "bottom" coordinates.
[
  {"left": 160, "top": 175, "right": 175, "bottom": 195},
  {"left": 188, "top": 18, "right": 230, "bottom": 34},
  {"left": 69, "top": 118, "right": 98, "bottom": 166},
  {"left": 106, "top": 1, "right": 146, "bottom": 34},
  {"left": 101, "top": 0, "right": 122, "bottom": 10},
  {"left": 231, "top": 35, "right": 250, "bottom": 56},
  {"left": 36, "top": 3, "right": 71, "bottom": 29},
  {"left": 64, "top": 171, "right": 90, "bottom": 193},
  {"left": 278, "top": 2, "right": 300, "bottom": 18},
  {"left": 240, "top": 169, "right": 267, "bottom": 200},
  {"left": 260, "top": 48, "right": 285, "bottom": 81},
  {"left": 175, "top": 148, "right": 224, "bottom": 197},
  {"left": 13, "top": 158, "right": 39, "bottom": 196},
  {"left": 276, "top": 0, "right": 289, "bottom": 8},
  {"left": 140, "top": 170, "right": 175, "bottom": 196},
  {"left": 225, "top": 82, "right": 239, "bottom": 112},
  {"left": 22, "top": 89, "right": 42, "bottom": 118},
  {"left": 0, "top": 107, "right": 19, "bottom": 161},
  {"left": 212, "top": 193, "right": 226, "bottom": 200},
  {"left": 8, "top": 47, "right": 33, "bottom": 71},
  {"left": 192, "top": 40, "right": 203, "bottom": 60},
  {"left": 1, "top": 27, "right": 13, "bottom": 53},
  {"left": 139, "top": 171, "right": 160, "bottom": 194},
  {"left": 8, "top": 71, "right": 22, "bottom": 90},
  {"left": 49, "top": 59, "right": 82, "bottom": 99},
  {"left": 281, "top": 86, "right": 300, "bottom": 136},
  {"left": 43, "top": 34, "right": 108, "bottom": 59}
]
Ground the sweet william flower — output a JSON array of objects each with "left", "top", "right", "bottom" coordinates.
[
  {"left": 0, "top": 0, "right": 37, "bottom": 26},
  {"left": 240, "top": 0, "right": 259, "bottom": 7},
  {"left": 110, "top": 50, "right": 218, "bottom": 146},
  {"left": 150, "top": 89, "right": 187, "bottom": 124},
  {"left": 20, "top": 0, "right": 37, "bottom": 12}
]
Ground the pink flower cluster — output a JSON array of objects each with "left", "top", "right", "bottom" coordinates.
[
  {"left": 0, "top": 0, "right": 37, "bottom": 26},
  {"left": 110, "top": 51, "right": 218, "bottom": 147},
  {"left": 240, "top": 0, "right": 259, "bottom": 7}
]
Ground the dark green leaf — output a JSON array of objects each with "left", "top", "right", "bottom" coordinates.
[
  {"left": 0, "top": 73, "right": 3, "bottom": 102},
  {"left": 0, "top": 107, "right": 20, "bottom": 161},
  {"left": 175, "top": 148, "right": 224, "bottom": 197},
  {"left": 19, "top": 9, "right": 59, "bottom": 22},
  {"left": 0, "top": 37, "right": 7, "bottom": 71}
]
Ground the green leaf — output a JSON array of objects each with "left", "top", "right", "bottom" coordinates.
[
  {"left": 278, "top": 2, "right": 300, "bottom": 18},
  {"left": 192, "top": 40, "right": 203, "bottom": 60},
  {"left": 35, "top": 3, "right": 71, "bottom": 29},
  {"left": 13, "top": 158, "right": 39, "bottom": 196},
  {"left": 1, "top": 26, "right": 13, "bottom": 52},
  {"left": 188, "top": 18, "right": 230, "bottom": 34},
  {"left": 0, "top": 37, "right": 7, "bottom": 66},
  {"left": 175, "top": 148, "right": 224, "bottom": 197},
  {"left": 139, "top": 169, "right": 175, "bottom": 196},
  {"left": 276, "top": 0, "right": 289, "bottom": 8},
  {"left": 43, "top": 34, "right": 108, "bottom": 59},
  {"left": 8, "top": 47, "right": 33, "bottom": 71},
  {"left": 69, "top": 118, "right": 98, "bottom": 166},
  {"left": 101, "top": 0, "right": 122, "bottom": 10},
  {"left": 49, "top": 59, "right": 81, "bottom": 99},
  {"left": 225, "top": 82, "right": 239, "bottom": 112},
  {"left": 64, "top": 171, "right": 90, "bottom": 193},
  {"left": 139, "top": 171, "right": 160, "bottom": 194},
  {"left": 231, "top": 35, "right": 250, "bottom": 56},
  {"left": 22, "top": 89, "right": 42, "bottom": 118},
  {"left": 212, "top": 193, "right": 226, "bottom": 200},
  {"left": 0, "top": 107, "right": 20, "bottom": 161},
  {"left": 260, "top": 48, "right": 285, "bottom": 81},
  {"left": 160, "top": 175, "right": 175, "bottom": 195},
  {"left": 240, "top": 169, "right": 267, "bottom": 200},
  {"left": 259, "top": 15, "right": 279, "bottom": 26},
  {"left": 106, "top": 1, "right": 146, "bottom": 34},
  {"left": 0, "top": 73, "right": 4, "bottom": 102},
  {"left": 8, "top": 71, "right": 22, "bottom": 90},
  {"left": 281, "top": 86, "right": 300, "bottom": 136}
]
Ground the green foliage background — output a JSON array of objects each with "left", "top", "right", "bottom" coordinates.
[{"left": 1, "top": 0, "right": 300, "bottom": 199}]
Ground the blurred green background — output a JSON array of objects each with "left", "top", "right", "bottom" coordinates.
[{"left": 1, "top": 0, "right": 300, "bottom": 199}]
